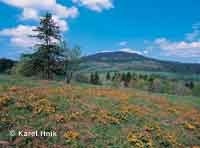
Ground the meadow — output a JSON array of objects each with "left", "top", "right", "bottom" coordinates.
[
  {"left": 0, "top": 75, "right": 200, "bottom": 148},
  {"left": 1, "top": 1, "right": 200, "bottom": 148}
]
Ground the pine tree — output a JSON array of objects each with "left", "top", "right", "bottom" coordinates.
[
  {"left": 94, "top": 72, "right": 100, "bottom": 84},
  {"left": 132, "top": 73, "right": 137, "bottom": 80},
  {"left": 185, "top": 81, "right": 194, "bottom": 89},
  {"left": 112, "top": 72, "right": 117, "bottom": 81},
  {"left": 126, "top": 72, "right": 131, "bottom": 82},
  {"left": 90, "top": 73, "right": 94, "bottom": 84},
  {"left": 121, "top": 73, "right": 126, "bottom": 82},
  {"left": 190, "top": 81, "right": 194, "bottom": 89},
  {"left": 106, "top": 72, "right": 111, "bottom": 80},
  {"left": 31, "top": 12, "right": 62, "bottom": 79}
]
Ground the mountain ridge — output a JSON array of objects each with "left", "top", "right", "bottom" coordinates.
[{"left": 80, "top": 51, "right": 200, "bottom": 74}]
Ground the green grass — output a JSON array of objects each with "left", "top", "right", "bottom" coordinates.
[{"left": 0, "top": 74, "right": 200, "bottom": 147}]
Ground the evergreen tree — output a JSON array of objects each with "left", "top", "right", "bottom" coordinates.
[
  {"left": 0, "top": 58, "right": 15, "bottom": 73},
  {"left": 185, "top": 81, "right": 194, "bottom": 89},
  {"left": 106, "top": 72, "right": 111, "bottom": 80},
  {"left": 31, "top": 12, "right": 62, "bottom": 79},
  {"left": 90, "top": 73, "right": 94, "bottom": 84},
  {"left": 190, "top": 81, "right": 194, "bottom": 89},
  {"left": 94, "top": 72, "right": 100, "bottom": 84},
  {"left": 132, "top": 73, "right": 137, "bottom": 80},
  {"left": 122, "top": 72, "right": 131, "bottom": 87},
  {"left": 143, "top": 75, "right": 148, "bottom": 80},
  {"left": 121, "top": 72, "right": 126, "bottom": 82},
  {"left": 112, "top": 72, "right": 117, "bottom": 81},
  {"left": 126, "top": 72, "right": 132, "bottom": 82},
  {"left": 148, "top": 76, "right": 154, "bottom": 82}
]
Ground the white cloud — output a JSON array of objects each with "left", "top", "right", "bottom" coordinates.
[
  {"left": 21, "top": 8, "right": 39, "bottom": 20},
  {"left": 0, "top": 0, "right": 55, "bottom": 9},
  {"left": 185, "top": 22, "right": 200, "bottom": 41},
  {"left": 143, "top": 50, "right": 149, "bottom": 54},
  {"left": 96, "top": 50, "right": 114, "bottom": 53},
  {"left": 72, "top": 0, "right": 113, "bottom": 12},
  {"left": 0, "top": 22, "right": 68, "bottom": 47},
  {"left": 0, "top": 0, "right": 80, "bottom": 48},
  {"left": 119, "top": 48, "right": 143, "bottom": 55},
  {"left": 0, "top": 25, "right": 35, "bottom": 37},
  {"left": 145, "top": 22, "right": 200, "bottom": 59},
  {"left": 11, "top": 36, "right": 36, "bottom": 48},
  {"left": 152, "top": 38, "right": 200, "bottom": 57},
  {"left": 154, "top": 38, "right": 200, "bottom": 50},
  {"left": 53, "top": 5, "right": 79, "bottom": 19},
  {"left": 119, "top": 41, "right": 128, "bottom": 46},
  {"left": 0, "top": 25, "right": 37, "bottom": 48},
  {"left": 96, "top": 48, "right": 143, "bottom": 55},
  {"left": 0, "top": 0, "right": 79, "bottom": 19},
  {"left": 0, "top": 0, "right": 79, "bottom": 33},
  {"left": 52, "top": 16, "right": 69, "bottom": 32}
]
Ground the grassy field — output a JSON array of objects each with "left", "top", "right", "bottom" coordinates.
[{"left": 0, "top": 75, "right": 200, "bottom": 147}]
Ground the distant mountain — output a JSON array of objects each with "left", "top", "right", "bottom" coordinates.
[{"left": 80, "top": 51, "right": 200, "bottom": 74}]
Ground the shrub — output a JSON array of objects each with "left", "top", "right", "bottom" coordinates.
[
  {"left": 75, "top": 74, "right": 90, "bottom": 83},
  {"left": 172, "top": 82, "right": 192, "bottom": 96},
  {"left": 192, "top": 84, "right": 200, "bottom": 96},
  {"left": 149, "top": 79, "right": 162, "bottom": 93}
]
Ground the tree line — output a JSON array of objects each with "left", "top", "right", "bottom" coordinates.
[{"left": 85, "top": 71, "right": 200, "bottom": 96}]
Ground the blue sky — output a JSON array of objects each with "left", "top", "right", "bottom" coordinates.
[{"left": 0, "top": 0, "right": 200, "bottom": 63}]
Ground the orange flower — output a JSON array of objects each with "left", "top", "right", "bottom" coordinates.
[
  {"left": 64, "top": 131, "right": 79, "bottom": 141},
  {"left": 127, "top": 133, "right": 137, "bottom": 143},
  {"left": 127, "top": 132, "right": 145, "bottom": 148},
  {"left": 32, "top": 99, "right": 56, "bottom": 114},
  {"left": 69, "top": 112, "right": 81, "bottom": 120},
  {"left": 184, "top": 122, "right": 196, "bottom": 130},
  {"left": 0, "top": 95, "right": 11, "bottom": 106},
  {"left": 93, "top": 110, "right": 120, "bottom": 124}
]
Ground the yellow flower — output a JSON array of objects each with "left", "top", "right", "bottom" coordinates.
[
  {"left": 0, "top": 95, "right": 11, "bottom": 106},
  {"left": 135, "top": 140, "right": 144, "bottom": 148},
  {"left": 127, "top": 133, "right": 137, "bottom": 143},
  {"left": 146, "top": 141, "right": 153, "bottom": 147},
  {"left": 64, "top": 131, "right": 80, "bottom": 141},
  {"left": 167, "top": 108, "right": 178, "bottom": 113},
  {"left": 97, "top": 110, "right": 120, "bottom": 124},
  {"left": 32, "top": 99, "right": 55, "bottom": 114},
  {"left": 184, "top": 122, "right": 196, "bottom": 130},
  {"left": 69, "top": 112, "right": 81, "bottom": 120}
]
